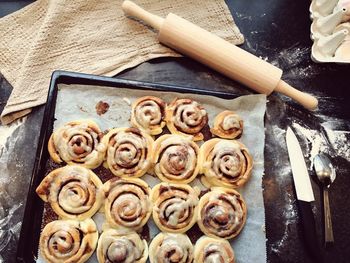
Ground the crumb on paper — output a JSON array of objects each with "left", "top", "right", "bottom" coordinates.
[
  {"left": 123, "top": 97, "right": 131, "bottom": 106},
  {"left": 78, "top": 105, "right": 88, "bottom": 113},
  {"left": 95, "top": 101, "right": 110, "bottom": 116},
  {"left": 261, "top": 224, "right": 266, "bottom": 233}
]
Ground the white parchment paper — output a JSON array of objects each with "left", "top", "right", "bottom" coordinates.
[{"left": 39, "top": 83, "right": 267, "bottom": 263}]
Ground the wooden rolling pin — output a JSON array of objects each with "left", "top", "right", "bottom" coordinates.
[{"left": 122, "top": 0, "right": 318, "bottom": 110}]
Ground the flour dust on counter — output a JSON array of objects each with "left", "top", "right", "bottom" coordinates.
[
  {"left": 291, "top": 122, "right": 329, "bottom": 169},
  {"left": 0, "top": 117, "right": 27, "bottom": 262},
  {"left": 0, "top": 117, "right": 26, "bottom": 148},
  {"left": 270, "top": 191, "right": 298, "bottom": 254},
  {"left": 269, "top": 45, "right": 319, "bottom": 80},
  {"left": 321, "top": 117, "right": 350, "bottom": 163},
  {"left": 244, "top": 40, "right": 319, "bottom": 80},
  {"left": 267, "top": 123, "right": 299, "bottom": 256},
  {"left": 292, "top": 121, "right": 350, "bottom": 164}
]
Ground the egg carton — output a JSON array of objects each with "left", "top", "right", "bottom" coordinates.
[{"left": 310, "top": 0, "right": 350, "bottom": 63}]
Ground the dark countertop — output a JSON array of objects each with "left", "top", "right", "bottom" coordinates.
[{"left": 0, "top": 1, "right": 349, "bottom": 262}]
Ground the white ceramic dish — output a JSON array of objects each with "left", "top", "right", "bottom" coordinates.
[{"left": 309, "top": 0, "right": 350, "bottom": 63}]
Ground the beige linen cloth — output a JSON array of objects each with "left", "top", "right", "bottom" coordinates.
[{"left": 0, "top": 0, "right": 244, "bottom": 124}]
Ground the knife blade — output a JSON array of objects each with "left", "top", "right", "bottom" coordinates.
[
  {"left": 286, "top": 127, "right": 315, "bottom": 202},
  {"left": 286, "top": 127, "right": 323, "bottom": 263}
]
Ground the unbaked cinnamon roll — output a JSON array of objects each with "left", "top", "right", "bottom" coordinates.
[
  {"left": 166, "top": 98, "right": 208, "bottom": 141},
  {"left": 198, "top": 138, "right": 253, "bottom": 188},
  {"left": 39, "top": 219, "right": 98, "bottom": 263},
  {"left": 103, "top": 177, "right": 151, "bottom": 231},
  {"left": 194, "top": 236, "right": 235, "bottom": 263},
  {"left": 97, "top": 229, "right": 148, "bottom": 263},
  {"left": 197, "top": 188, "right": 247, "bottom": 239},
  {"left": 210, "top": 111, "right": 243, "bottom": 139},
  {"left": 152, "top": 134, "right": 200, "bottom": 184},
  {"left": 131, "top": 96, "right": 166, "bottom": 135},
  {"left": 36, "top": 165, "right": 103, "bottom": 220},
  {"left": 149, "top": 233, "right": 193, "bottom": 263},
  {"left": 102, "top": 127, "right": 153, "bottom": 178},
  {"left": 48, "top": 120, "right": 106, "bottom": 169},
  {"left": 151, "top": 183, "right": 199, "bottom": 233}
]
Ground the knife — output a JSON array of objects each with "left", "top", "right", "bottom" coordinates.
[{"left": 286, "top": 127, "right": 324, "bottom": 263}]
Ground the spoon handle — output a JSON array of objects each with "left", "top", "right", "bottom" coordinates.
[{"left": 323, "top": 188, "right": 334, "bottom": 246}]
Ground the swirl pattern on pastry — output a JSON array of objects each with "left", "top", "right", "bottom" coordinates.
[
  {"left": 39, "top": 219, "right": 98, "bottom": 263},
  {"left": 36, "top": 165, "right": 103, "bottom": 220},
  {"left": 102, "top": 127, "right": 153, "bottom": 178},
  {"left": 199, "top": 138, "right": 253, "bottom": 188},
  {"left": 194, "top": 236, "right": 235, "bottom": 263},
  {"left": 166, "top": 98, "right": 208, "bottom": 141},
  {"left": 97, "top": 229, "right": 148, "bottom": 263},
  {"left": 149, "top": 233, "right": 193, "bottom": 263},
  {"left": 48, "top": 120, "right": 106, "bottom": 169},
  {"left": 103, "top": 177, "right": 151, "bottom": 230},
  {"left": 152, "top": 134, "right": 200, "bottom": 184},
  {"left": 197, "top": 188, "right": 247, "bottom": 239},
  {"left": 210, "top": 111, "right": 243, "bottom": 139},
  {"left": 131, "top": 96, "right": 166, "bottom": 135},
  {"left": 151, "top": 183, "right": 199, "bottom": 233}
]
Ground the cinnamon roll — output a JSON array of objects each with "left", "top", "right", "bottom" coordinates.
[
  {"left": 151, "top": 183, "right": 199, "bottom": 233},
  {"left": 36, "top": 165, "right": 103, "bottom": 220},
  {"left": 102, "top": 127, "right": 153, "bottom": 178},
  {"left": 210, "top": 111, "right": 243, "bottom": 139},
  {"left": 97, "top": 229, "right": 148, "bottom": 263},
  {"left": 198, "top": 138, "right": 253, "bottom": 188},
  {"left": 152, "top": 134, "right": 200, "bottom": 184},
  {"left": 131, "top": 96, "right": 166, "bottom": 135},
  {"left": 194, "top": 236, "right": 235, "bottom": 263},
  {"left": 103, "top": 177, "right": 151, "bottom": 230},
  {"left": 48, "top": 120, "right": 106, "bottom": 169},
  {"left": 165, "top": 98, "right": 208, "bottom": 141},
  {"left": 39, "top": 219, "right": 98, "bottom": 263},
  {"left": 149, "top": 233, "right": 193, "bottom": 263},
  {"left": 197, "top": 188, "right": 247, "bottom": 239}
]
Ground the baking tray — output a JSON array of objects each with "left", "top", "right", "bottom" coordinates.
[{"left": 16, "top": 70, "right": 240, "bottom": 262}]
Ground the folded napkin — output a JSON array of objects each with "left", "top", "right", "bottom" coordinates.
[{"left": 0, "top": 0, "right": 244, "bottom": 124}]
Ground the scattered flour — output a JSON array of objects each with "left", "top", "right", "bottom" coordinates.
[
  {"left": 269, "top": 119, "right": 349, "bottom": 255},
  {"left": 0, "top": 117, "right": 26, "bottom": 148},
  {"left": 0, "top": 117, "right": 27, "bottom": 185},
  {"left": 0, "top": 117, "right": 27, "bottom": 260},
  {"left": 271, "top": 192, "right": 298, "bottom": 253},
  {"left": 292, "top": 121, "right": 350, "bottom": 163},
  {"left": 324, "top": 128, "right": 350, "bottom": 162},
  {"left": 235, "top": 12, "right": 253, "bottom": 21},
  {"left": 292, "top": 122, "right": 329, "bottom": 168}
]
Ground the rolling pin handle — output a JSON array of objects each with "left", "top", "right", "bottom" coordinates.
[
  {"left": 122, "top": 0, "right": 164, "bottom": 30},
  {"left": 275, "top": 80, "right": 319, "bottom": 110}
]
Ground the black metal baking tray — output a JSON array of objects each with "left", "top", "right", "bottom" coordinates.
[{"left": 16, "top": 70, "right": 239, "bottom": 262}]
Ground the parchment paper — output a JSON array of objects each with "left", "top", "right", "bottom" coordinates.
[{"left": 38, "top": 83, "right": 267, "bottom": 263}]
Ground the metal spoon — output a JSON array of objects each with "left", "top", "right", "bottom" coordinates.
[{"left": 314, "top": 153, "right": 336, "bottom": 247}]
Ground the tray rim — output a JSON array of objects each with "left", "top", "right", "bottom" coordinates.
[{"left": 16, "top": 70, "right": 240, "bottom": 263}]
